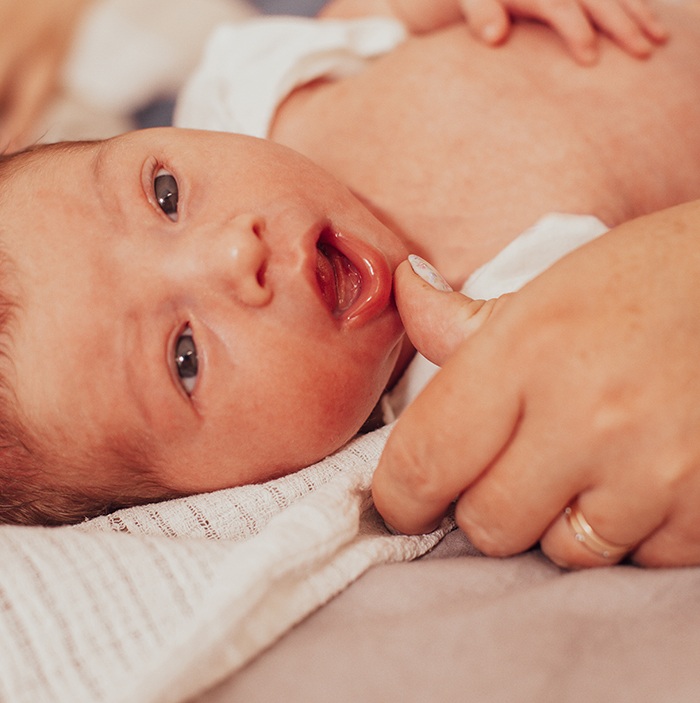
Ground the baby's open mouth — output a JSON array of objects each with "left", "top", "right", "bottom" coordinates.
[{"left": 316, "top": 236, "right": 362, "bottom": 317}]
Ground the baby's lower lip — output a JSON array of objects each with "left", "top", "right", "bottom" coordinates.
[
  {"left": 316, "top": 240, "right": 362, "bottom": 317},
  {"left": 313, "top": 226, "right": 393, "bottom": 327}
]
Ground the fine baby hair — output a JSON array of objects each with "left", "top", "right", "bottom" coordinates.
[{"left": 0, "top": 143, "right": 184, "bottom": 525}]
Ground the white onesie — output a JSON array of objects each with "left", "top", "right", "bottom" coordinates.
[{"left": 175, "top": 16, "right": 407, "bottom": 137}]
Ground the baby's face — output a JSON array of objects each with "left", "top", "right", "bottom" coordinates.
[{"left": 3, "top": 128, "right": 407, "bottom": 494}]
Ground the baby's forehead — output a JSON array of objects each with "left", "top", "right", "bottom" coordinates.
[
  {"left": 0, "top": 139, "right": 109, "bottom": 322},
  {"left": 0, "top": 140, "right": 110, "bottom": 254}
]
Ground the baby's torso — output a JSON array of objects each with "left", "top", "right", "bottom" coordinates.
[{"left": 272, "top": 1, "right": 700, "bottom": 282}]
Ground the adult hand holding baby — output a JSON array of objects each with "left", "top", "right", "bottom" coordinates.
[
  {"left": 374, "top": 201, "right": 700, "bottom": 569},
  {"left": 451, "top": 0, "right": 668, "bottom": 63},
  {"left": 0, "top": 0, "right": 90, "bottom": 151},
  {"left": 321, "top": 0, "right": 668, "bottom": 64}
]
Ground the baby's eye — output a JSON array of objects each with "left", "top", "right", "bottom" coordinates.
[
  {"left": 175, "top": 326, "right": 198, "bottom": 395},
  {"left": 154, "top": 168, "right": 179, "bottom": 222}
]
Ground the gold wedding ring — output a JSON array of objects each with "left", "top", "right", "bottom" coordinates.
[{"left": 564, "top": 501, "right": 635, "bottom": 560}]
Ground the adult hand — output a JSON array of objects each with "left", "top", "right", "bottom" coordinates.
[
  {"left": 452, "top": 0, "right": 668, "bottom": 64},
  {"left": 320, "top": 0, "right": 668, "bottom": 64},
  {"left": 373, "top": 201, "right": 700, "bottom": 568},
  {"left": 0, "top": 0, "right": 91, "bottom": 151}
]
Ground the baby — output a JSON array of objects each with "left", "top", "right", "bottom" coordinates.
[{"left": 2, "top": 0, "right": 700, "bottom": 525}]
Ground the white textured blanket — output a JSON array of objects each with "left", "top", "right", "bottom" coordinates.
[
  {"left": 1, "top": 427, "right": 450, "bottom": 703},
  {"left": 0, "top": 214, "right": 606, "bottom": 702}
]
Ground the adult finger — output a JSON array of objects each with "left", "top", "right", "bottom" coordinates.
[
  {"left": 540, "top": 484, "right": 666, "bottom": 568},
  {"left": 450, "top": 406, "right": 585, "bottom": 557},
  {"left": 633, "top": 523, "right": 700, "bottom": 568},
  {"left": 528, "top": 0, "right": 599, "bottom": 64},
  {"left": 618, "top": 0, "right": 668, "bottom": 42},
  {"left": 394, "top": 257, "right": 506, "bottom": 366},
  {"left": 632, "top": 477, "right": 700, "bottom": 567},
  {"left": 583, "top": 0, "right": 654, "bottom": 57},
  {"left": 449, "top": 344, "right": 671, "bottom": 563},
  {"left": 373, "top": 326, "right": 523, "bottom": 535},
  {"left": 460, "top": 0, "right": 511, "bottom": 44}
]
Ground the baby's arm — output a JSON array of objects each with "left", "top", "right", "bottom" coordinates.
[{"left": 319, "top": 0, "right": 668, "bottom": 64}]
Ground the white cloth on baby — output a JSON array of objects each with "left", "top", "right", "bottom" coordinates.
[{"left": 175, "top": 16, "right": 407, "bottom": 137}]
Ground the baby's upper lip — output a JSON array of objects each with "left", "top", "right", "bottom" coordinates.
[{"left": 312, "top": 225, "right": 392, "bottom": 326}]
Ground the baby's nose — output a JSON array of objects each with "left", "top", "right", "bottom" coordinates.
[
  {"left": 219, "top": 213, "right": 271, "bottom": 306},
  {"left": 178, "top": 213, "right": 272, "bottom": 307}
]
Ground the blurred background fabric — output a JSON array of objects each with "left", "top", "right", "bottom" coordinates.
[
  {"left": 135, "top": 0, "right": 326, "bottom": 128},
  {"left": 252, "top": 0, "right": 325, "bottom": 14}
]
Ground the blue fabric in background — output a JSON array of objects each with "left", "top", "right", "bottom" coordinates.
[
  {"left": 135, "top": 0, "right": 325, "bottom": 128},
  {"left": 252, "top": 0, "right": 325, "bottom": 14}
]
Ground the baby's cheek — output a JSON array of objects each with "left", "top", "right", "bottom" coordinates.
[{"left": 285, "top": 375, "right": 375, "bottom": 459}]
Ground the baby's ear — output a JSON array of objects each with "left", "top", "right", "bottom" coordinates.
[{"left": 394, "top": 257, "right": 506, "bottom": 366}]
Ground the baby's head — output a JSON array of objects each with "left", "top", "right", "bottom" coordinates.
[{"left": 0, "top": 128, "right": 407, "bottom": 525}]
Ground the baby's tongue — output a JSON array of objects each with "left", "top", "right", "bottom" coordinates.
[
  {"left": 316, "top": 248, "right": 337, "bottom": 311},
  {"left": 317, "top": 243, "right": 362, "bottom": 316},
  {"left": 333, "top": 251, "right": 361, "bottom": 313}
]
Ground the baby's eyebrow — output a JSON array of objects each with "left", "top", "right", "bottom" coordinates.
[{"left": 87, "top": 139, "right": 135, "bottom": 234}]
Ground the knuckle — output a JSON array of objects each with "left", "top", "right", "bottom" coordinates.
[
  {"left": 455, "top": 508, "right": 512, "bottom": 557},
  {"left": 546, "top": 0, "right": 577, "bottom": 14},
  {"left": 631, "top": 537, "right": 683, "bottom": 567},
  {"left": 633, "top": 515, "right": 700, "bottom": 567},
  {"left": 587, "top": 382, "right": 643, "bottom": 444},
  {"left": 384, "top": 433, "right": 446, "bottom": 505},
  {"left": 630, "top": 548, "right": 667, "bottom": 568},
  {"left": 470, "top": 533, "right": 512, "bottom": 558}
]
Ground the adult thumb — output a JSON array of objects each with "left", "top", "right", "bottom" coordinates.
[{"left": 395, "top": 256, "right": 506, "bottom": 366}]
